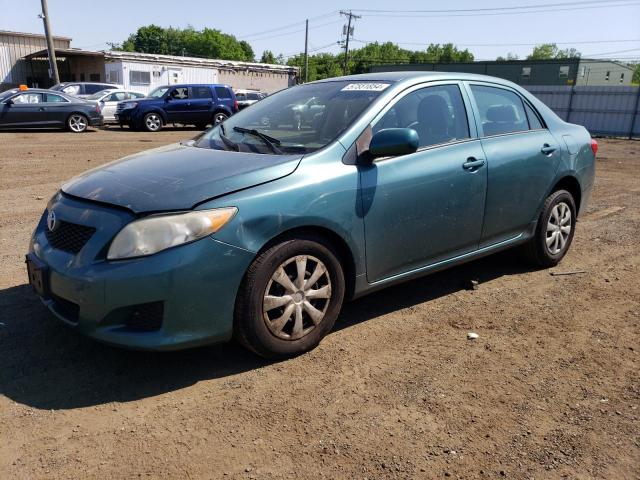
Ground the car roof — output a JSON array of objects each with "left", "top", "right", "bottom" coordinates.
[{"left": 312, "top": 71, "right": 521, "bottom": 88}]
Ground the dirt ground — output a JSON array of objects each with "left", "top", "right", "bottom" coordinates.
[{"left": 0, "top": 128, "right": 638, "bottom": 479}]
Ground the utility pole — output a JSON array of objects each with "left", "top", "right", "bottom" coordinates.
[
  {"left": 340, "top": 10, "right": 360, "bottom": 76},
  {"left": 303, "top": 19, "right": 309, "bottom": 83},
  {"left": 39, "top": 0, "right": 60, "bottom": 85}
]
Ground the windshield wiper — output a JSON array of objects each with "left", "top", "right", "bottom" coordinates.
[
  {"left": 219, "top": 123, "right": 239, "bottom": 151},
  {"left": 233, "top": 126, "right": 283, "bottom": 154}
]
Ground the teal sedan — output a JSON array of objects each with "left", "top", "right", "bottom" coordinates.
[{"left": 27, "top": 72, "right": 596, "bottom": 358}]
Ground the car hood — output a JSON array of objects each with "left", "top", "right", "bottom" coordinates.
[{"left": 62, "top": 143, "right": 302, "bottom": 213}]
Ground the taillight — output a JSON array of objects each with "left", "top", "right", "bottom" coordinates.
[
  {"left": 95, "top": 103, "right": 101, "bottom": 113},
  {"left": 233, "top": 100, "right": 239, "bottom": 112},
  {"left": 590, "top": 138, "right": 598, "bottom": 157}
]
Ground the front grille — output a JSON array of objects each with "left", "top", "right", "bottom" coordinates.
[
  {"left": 45, "top": 220, "right": 96, "bottom": 254},
  {"left": 125, "top": 302, "right": 164, "bottom": 332},
  {"left": 51, "top": 293, "right": 80, "bottom": 323}
]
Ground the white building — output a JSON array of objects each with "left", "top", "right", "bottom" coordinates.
[{"left": 18, "top": 47, "right": 298, "bottom": 94}]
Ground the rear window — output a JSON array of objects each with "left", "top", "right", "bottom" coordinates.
[
  {"left": 470, "top": 85, "right": 529, "bottom": 137},
  {"left": 215, "top": 87, "right": 232, "bottom": 99},
  {"left": 192, "top": 86, "right": 213, "bottom": 99},
  {"left": 45, "top": 93, "right": 69, "bottom": 103}
]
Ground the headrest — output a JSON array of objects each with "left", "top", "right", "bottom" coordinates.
[{"left": 486, "top": 104, "right": 518, "bottom": 123}]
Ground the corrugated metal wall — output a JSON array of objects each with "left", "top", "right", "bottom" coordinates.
[
  {"left": 526, "top": 85, "right": 640, "bottom": 138},
  {"left": 0, "top": 32, "right": 70, "bottom": 88}
]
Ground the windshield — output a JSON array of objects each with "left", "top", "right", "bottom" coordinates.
[
  {"left": 87, "top": 91, "right": 112, "bottom": 100},
  {"left": 148, "top": 86, "right": 169, "bottom": 98},
  {"left": 195, "top": 80, "right": 391, "bottom": 155},
  {"left": 0, "top": 89, "right": 18, "bottom": 101}
]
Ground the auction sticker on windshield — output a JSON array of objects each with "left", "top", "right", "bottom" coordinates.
[{"left": 341, "top": 83, "right": 390, "bottom": 92}]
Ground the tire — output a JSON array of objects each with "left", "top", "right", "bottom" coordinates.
[
  {"left": 234, "top": 236, "right": 346, "bottom": 358},
  {"left": 195, "top": 123, "right": 208, "bottom": 130},
  {"left": 67, "top": 113, "right": 89, "bottom": 133},
  {"left": 522, "top": 189, "right": 576, "bottom": 268},
  {"left": 213, "top": 112, "right": 229, "bottom": 125},
  {"left": 142, "top": 112, "right": 163, "bottom": 132}
]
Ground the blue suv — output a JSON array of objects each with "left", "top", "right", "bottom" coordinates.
[{"left": 115, "top": 84, "right": 238, "bottom": 131}]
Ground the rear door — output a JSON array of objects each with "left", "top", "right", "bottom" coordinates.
[
  {"left": 466, "top": 83, "right": 560, "bottom": 247},
  {"left": 214, "top": 86, "right": 234, "bottom": 112},
  {"left": 189, "top": 86, "right": 214, "bottom": 123},
  {"left": 361, "top": 82, "right": 487, "bottom": 282},
  {"left": 0, "top": 93, "right": 47, "bottom": 127}
]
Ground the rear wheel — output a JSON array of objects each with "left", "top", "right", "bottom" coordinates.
[
  {"left": 213, "top": 112, "right": 229, "bottom": 125},
  {"left": 143, "top": 113, "right": 163, "bottom": 132},
  {"left": 67, "top": 114, "right": 88, "bottom": 133},
  {"left": 234, "top": 237, "right": 345, "bottom": 358},
  {"left": 523, "top": 189, "right": 576, "bottom": 267}
]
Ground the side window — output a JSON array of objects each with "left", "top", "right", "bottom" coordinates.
[
  {"left": 12, "top": 93, "right": 42, "bottom": 104},
  {"left": 44, "top": 93, "right": 69, "bottom": 103},
  {"left": 470, "top": 85, "right": 529, "bottom": 137},
  {"left": 192, "top": 86, "right": 213, "bottom": 99},
  {"left": 84, "top": 84, "right": 107, "bottom": 95},
  {"left": 107, "top": 92, "right": 127, "bottom": 102},
  {"left": 524, "top": 102, "right": 543, "bottom": 130},
  {"left": 62, "top": 84, "right": 80, "bottom": 96},
  {"left": 373, "top": 84, "right": 470, "bottom": 148},
  {"left": 215, "top": 87, "right": 232, "bottom": 99},
  {"left": 170, "top": 87, "right": 189, "bottom": 99}
]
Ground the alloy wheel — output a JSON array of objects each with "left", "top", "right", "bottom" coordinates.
[
  {"left": 262, "top": 255, "right": 332, "bottom": 341},
  {"left": 145, "top": 114, "right": 162, "bottom": 131},
  {"left": 68, "top": 114, "right": 87, "bottom": 132},
  {"left": 546, "top": 201, "right": 572, "bottom": 255},
  {"left": 214, "top": 113, "right": 228, "bottom": 124}
]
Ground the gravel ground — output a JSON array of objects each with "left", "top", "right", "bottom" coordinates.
[{"left": 0, "top": 128, "right": 638, "bottom": 479}]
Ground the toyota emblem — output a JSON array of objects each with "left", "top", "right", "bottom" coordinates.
[{"left": 47, "top": 210, "right": 59, "bottom": 232}]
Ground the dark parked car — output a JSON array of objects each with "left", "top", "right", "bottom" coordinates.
[
  {"left": 27, "top": 72, "right": 595, "bottom": 358},
  {"left": 115, "top": 84, "right": 238, "bottom": 131},
  {"left": 50, "top": 82, "right": 122, "bottom": 98},
  {"left": 0, "top": 88, "right": 103, "bottom": 132}
]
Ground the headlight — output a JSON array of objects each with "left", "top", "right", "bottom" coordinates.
[
  {"left": 121, "top": 102, "right": 137, "bottom": 110},
  {"left": 107, "top": 207, "right": 237, "bottom": 260}
]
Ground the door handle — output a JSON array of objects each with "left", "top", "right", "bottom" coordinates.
[
  {"left": 462, "top": 157, "right": 486, "bottom": 171},
  {"left": 541, "top": 144, "right": 557, "bottom": 155}
]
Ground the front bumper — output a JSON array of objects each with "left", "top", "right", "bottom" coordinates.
[{"left": 29, "top": 193, "right": 254, "bottom": 350}]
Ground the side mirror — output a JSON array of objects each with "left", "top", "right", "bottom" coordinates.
[{"left": 367, "top": 128, "right": 419, "bottom": 160}]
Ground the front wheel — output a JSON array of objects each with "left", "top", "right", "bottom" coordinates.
[
  {"left": 234, "top": 237, "right": 346, "bottom": 358},
  {"left": 143, "top": 113, "right": 163, "bottom": 132},
  {"left": 67, "top": 114, "right": 88, "bottom": 133},
  {"left": 522, "top": 189, "right": 576, "bottom": 267}
]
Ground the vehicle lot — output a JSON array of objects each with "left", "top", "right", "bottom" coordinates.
[{"left": 0, "top": 130, "right": 638, "bottom": 479}]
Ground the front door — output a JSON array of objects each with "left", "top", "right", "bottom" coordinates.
[
  {"left": 361, "top": 83, "right": 487, "bottom": 283},
  {"left": 466, "top": 83, "right": 561, "bottom": 247},
  {"left": 0, "top": 92, "right": 47, "bottom": 127},
  {"left": 164, "top": 86, "right": 191, "bottom": 123}
]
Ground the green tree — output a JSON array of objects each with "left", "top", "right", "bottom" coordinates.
[
  {"left": 527, "top": 43, "right": 581, "bottom": 60},
  {"left": 633, "top": 63, "right": 640, "bottom": 84},
  {"left": 260, "top": 50, "right": 276, "bottom": 64},
  {"left": 497, "top": 52, "right": 520, "bottom": 61},
  {"left": 112, "top": 25, "right": 254, "bottom": 61}
]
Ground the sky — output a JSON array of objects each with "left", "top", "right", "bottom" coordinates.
[{"left": 1, "top": 0, "right": 639, "bottom": 62}]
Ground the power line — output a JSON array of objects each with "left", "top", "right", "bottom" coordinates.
[
  {"left": 237, "top": 11, "right": 338, "bottom": 39},
  {"left": 352, "top": 38, "right": 640, "bottom": 48},
  {"left": 349, "top": 0, "right": 638, "bottom": 14},
  {"left": 245, "top": 19, "right": 342, "bottom": 43},
  {"left": 353, "top": 1, "right": 640, "bottom": 18}
]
